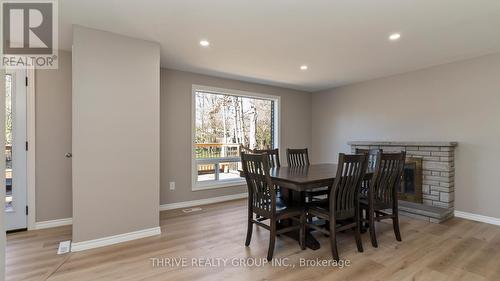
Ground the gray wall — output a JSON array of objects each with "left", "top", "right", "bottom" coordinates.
[
  {"left": 35, "top": 50, "right": 72, "bottom": 222},
  {"left": 311, "top": 53, "right": 500, "bottom": 219},
  {"left": 72, "top": 26, "right": 160, "bottom": 242},
  {"left": 32, "top": 64, "right": 311, "bottom": 222},
  {"left": 33, "top": 51, "right": 500, "bottom": 221},
  {"left": 160, "top": 69, "right": 311, "bottom": 204}
]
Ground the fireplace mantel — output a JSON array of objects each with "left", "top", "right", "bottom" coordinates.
[
  {"left": 349, "top": 140, "right": 458, "bottom": 223},
  {"left": 348, "top": 141, "right": 457, "bottom": 147}
]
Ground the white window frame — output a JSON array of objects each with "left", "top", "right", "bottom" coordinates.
[{"left": 191, "top": 84, "right": 280, "bottom": 191}]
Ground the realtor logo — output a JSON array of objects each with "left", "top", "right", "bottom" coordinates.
[{"left": 1, "top": 0, "right": 58, "bottom": 68}]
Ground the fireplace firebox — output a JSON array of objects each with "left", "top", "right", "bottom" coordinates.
[{"left": 398, "top": 157, "right": 423, "bottom": 203}]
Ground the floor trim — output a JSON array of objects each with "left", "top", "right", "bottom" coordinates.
[
  {"left": 33, "top": 193, "right": 248, "bottom": 231},
  {"left": 159, "top": 193, "right": 248, "bottom": 211},
  {"left": 35, "top": 218, "right": 73, "bottom": 230},
  {"left": 71, "top": 226, "right": 161, "bottom": 252},
  {"left": 454, "top": 210, "right": 500, "bottom": 226}
]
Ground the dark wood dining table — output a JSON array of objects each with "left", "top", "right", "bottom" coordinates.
[{"left": 259, "top": 163, "right": 374, "bottom": 250}]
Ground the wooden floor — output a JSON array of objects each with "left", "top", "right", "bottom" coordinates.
[{"left": 6, "top": 199, "right": 500, "bottom": 281}]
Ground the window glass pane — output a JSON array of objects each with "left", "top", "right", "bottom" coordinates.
[
  {"left": 195, "top": 91, "right": 273, "bottom": 153},
  {"left": 194, "top": 89, "right": 276, "bottom": 185}
]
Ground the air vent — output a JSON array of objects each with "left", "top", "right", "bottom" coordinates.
[
  {"left": 182, "top": 207, "right": 202, "bottom": 213},
  {"left": 57, "top": 240, "right": 71, "bottom": 254}
]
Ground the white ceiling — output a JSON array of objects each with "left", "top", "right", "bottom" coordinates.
[{"left": 59, "top": 0, "right": 500, "bottom": 92}]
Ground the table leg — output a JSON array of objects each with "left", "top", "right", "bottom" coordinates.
[{"left": 278, "top": 189, "right": 321, "bottom": 250}]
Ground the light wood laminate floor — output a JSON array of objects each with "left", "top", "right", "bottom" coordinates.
[{"left": 6, "top": 199, "right": 500, "bottom": 281}]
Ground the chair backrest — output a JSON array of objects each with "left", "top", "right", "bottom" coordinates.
[
  {"left": 330, "top": 153, "right": 368, "bottom": 220},
  {"left": 240, "top": 145, "right": 254, "bottom": 154},
  {"left": 241, "top": 152, "right": 276, "bottom": 216},
  {"left": 253, "top": 148, "right": 281, "bottom": 168},
  {"left": 355, "top": 148, "right": 382, "bottom": 169},
  {"left": 287, "top": 148, "right": 310, "bottom": 167},
  {"left": 369, "top": 151, "right": 406, "bottom": 208}
]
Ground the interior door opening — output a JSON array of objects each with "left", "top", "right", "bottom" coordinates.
[{"left": 5, "top": 69, "right": 28, "bottom": 231}]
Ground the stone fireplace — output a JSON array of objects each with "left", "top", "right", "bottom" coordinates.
[{"left": 349, "top": 141, "right": 458, "bottom": 223}]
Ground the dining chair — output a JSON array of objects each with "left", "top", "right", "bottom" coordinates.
[
  {"left": 253, "top": 148, "right": 281, "bottom": 168},
  {"left": 242, "top": 147, "right": 282, "bottom": 195},
  {"left": 355, "top": 148, "right": 382, "bottom": 198},
  {"left": 303, "top": 153, "right": 368, "bottom": 261},
  {"left": 355, "top": 148, "right": 382, "bottom": 169},
  {"left": 241, "top": 152, "right": 306, "bottom": 261},
  {"left": 286, "top": 148, "right": 328, "bottom": 202},
  {"left": 240, "top": 146, "right": 281, "bottom": 169},
  {"left": 254, "top": 148, "right": 283, "bottom": 201},
  {"left": 360, "top": 151, "right": 406, "bottom": 248},
  {"left": 286, "top": 148, "right": 310, "bottom": 166},
  {"left": 248, "top": 148, "right": 282, "bottom": 222}
]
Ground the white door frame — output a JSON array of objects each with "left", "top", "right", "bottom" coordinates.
[
  {"left": 5, "top": 67, "right": 36, "bottom": 230},
  {"left": 26, "top": 68, "right": 36, "bottom": 230}
]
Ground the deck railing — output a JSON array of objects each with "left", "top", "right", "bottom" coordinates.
[
  {"left": 195, "top": 143, "right": 241, "bottom": 158},
  {"left": 195, "top": 143, "right": 242, "bottom": 180}
]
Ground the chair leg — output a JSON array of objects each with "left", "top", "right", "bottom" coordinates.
[
  {"left": 267, "top": 220, "right": 276, "bottom": 261},
  {"left": 307, "top": 205, "right": 313, "bottom": 223},
  {"left": 360, "top": 207, "right": 367, "bottom": 233},
  {"left": 245, "top": 212, "right": 253, "bottom": 246},
  {"left": 355, "top": 214, "right": 364, "bottom": 253},
  {"left": 300, "top": 212, "right": 306, "bottom": 250},
  {"left": 393, "top": 209, "right": 402, "bottom": 242},
  {"left": 307, "top": 214, "right": 313, "bottom": 224},
  {"left": 368, "top": 209, "right": 378, "bottom": 248},
  {"left": 329, "top": 219, "right": 339, "bottom": 261}
]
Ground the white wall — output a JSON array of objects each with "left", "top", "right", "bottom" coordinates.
[
  {"left": 312, "top": 53, "right": 500, "bottom": 219},
  {"left": 72, "top": 26, "right": 160, "bottom": 243}
]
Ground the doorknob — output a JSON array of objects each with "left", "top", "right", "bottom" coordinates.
[{"left": 65, "top": 153, "right": 72, "bottom": 158}]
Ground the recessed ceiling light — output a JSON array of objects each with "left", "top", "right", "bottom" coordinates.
[
  {"left": 199, "top": 40, "right": 210, "bottom": 47},
  {"left": 389, "top": 33, "right": 401, "bottom": 41},
  {"left": 300, "top": 65, "right": 308, "bottom": 70}
]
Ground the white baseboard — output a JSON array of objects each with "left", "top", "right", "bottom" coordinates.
[
  {"left": 35, "top": 218, "right": 73, "bottom": 230},
  {"left": 33, "top": 193, "right": 247, "bottom": 232},
  {"left": 159, "top": 193, "right": 248, "bottom": 211},
  {"left": 71, "top": 226, "right": 161, "bottom": 252},
  {"left": 454, "top": 211, "right": 500, "bottom": 226}
]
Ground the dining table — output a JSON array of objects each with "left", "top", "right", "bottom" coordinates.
[{"left": 243, "top": 163, "right": 374, "bottom": 250}]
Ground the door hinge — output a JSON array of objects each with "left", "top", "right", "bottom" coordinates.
[
  {"left": 26, "top": 206, "right": 28, "bottom": 215},
  {"left": 25, "top": 141, "right": 29, "bottom": 151},
  {"left": 25, "top": 76, "right": 28, "bottom": 87}
]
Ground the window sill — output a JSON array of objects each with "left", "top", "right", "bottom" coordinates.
[{"left": 193, "top": 179, "right": 246, "bottom": 191}]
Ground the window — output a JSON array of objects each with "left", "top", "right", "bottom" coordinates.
[{"left": 192, "top": 85, "right": 279, "bottom": 190}]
